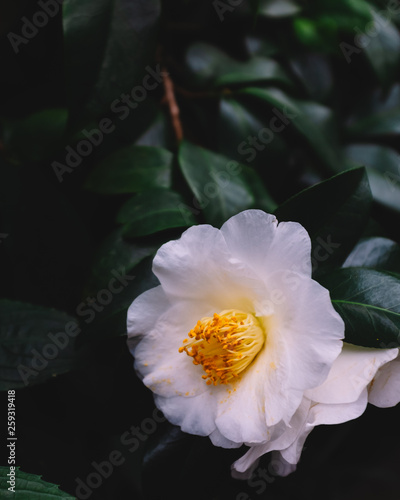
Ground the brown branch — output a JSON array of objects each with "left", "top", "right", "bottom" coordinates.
[{"left": 162, "top": 67, "right": 183, "bottom": 144}]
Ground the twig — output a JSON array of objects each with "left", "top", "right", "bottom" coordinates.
[{"left": 162, "top": 67, "right": 183, "bottom": 144}]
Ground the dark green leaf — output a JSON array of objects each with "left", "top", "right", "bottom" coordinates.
[
  {"left": 118, "top": 189, "right": 196, "bottom": 238},
  {"left": 240, "top": 165, "right": 277, "bottom": 212},
  {"left": 345, "top": 144, "right": 400, "bottom": 212},
  {"left": 293, "top": 0, "right": 372, "bottom": 50},
  {"left": 78, "top": 256, "right": 158, "bottom": 345},
  {"left": 275, "top": 168, "right": 372, "bottom": 274},
  {"left": 363, "top": 10, "right": 400, "bottom": 87},
  {"left": 289, "top": 53, "right": 333, "bottom": 101},
  {"left": 85, "top": 227, "right": 158, "bottom": 293},
  {"left": 178, "top": 141, "right": 255, "bottom": 227},
  {"left": 293, "top": 17, "right": 324, "bottom": 48},
  {"left": 218, "top": 97, "right": 287, "bottom": 165},
  {"left": 346, "top": 106, "right": 400, "bottom": 139},
  {"left": 85, "top": 146, "right": 173, "bottom": 194},
  {"left": 185, "top": 43, "right": 292, "bottom": 88},
  {"left": 318, "top": 268, "right": 400, "bottom": 348},
  {"left": 343, "top": 237, "right": 400, "bottom": 274},
  {"left": 0, "top": 301, "right": 78, "bottom": 390},
  {"left": 0, "top": 467, "right": 74, "bottom": 499},
  {"left": 63, "top": 0, "right": 161, "bottom": 122},
  {"left": 216, "top": 58, "right": 292, "bottom": 88},
  {"left": 239, "top": 87, "right": 343, "bottom": 173},
  {"left": 135, "top": 112, "right": 175, "bottom": 149}
]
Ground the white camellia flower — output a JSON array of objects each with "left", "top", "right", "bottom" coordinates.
[{"left": 126, "top": 209, "right": 400, "bottom": 477}]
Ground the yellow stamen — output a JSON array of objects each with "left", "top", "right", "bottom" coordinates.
[{"left": 179, "top": 309, "right": 265, "bottom": 386}]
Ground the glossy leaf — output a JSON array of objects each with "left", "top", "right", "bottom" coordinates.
[
  {"left": 0, "top": 301, "right": 78, "bottom": 390},
  {"left": 293, "top": 0, "right": 372, "bottom": 50},
  {"left": 185, "top": 43, "right": 292, "bottom": 88},
  {"left": 85, "top": 146, "right": 173, "bottom": 194},
  {"left": 135, "top": 112, "right": 175, "bottom": 149},
  {"left": 85, "top": 227, "right": 158, "bottom": 293},
  {"left": 275, "top": 168, "right": 372, "bottom": 274},
  {"left": 63, "top": 0, "right": 161, "bottom": 122},
  {"left": 364, "top": 10, "right": 400, "bottom": 87},
  {"left": 346, "top": 106, "right": 400, "bottom": 138},
  {"left": 240, "top": 165, "right": 277, "bottom": 212},
  {"left": 78, "top": 256, "right": 159, "bottom": 344},
  {"left": 343, "top": 237, "right": 400, "bottom": 274},
  {"left": 318, "top": 268, "right": 400, "bottom": 348},
  {"left": 345, "top": 144, "right": 400, "bottom": 212},
  {"left": 117, "top": 189, "right": 196, "bottom": 238},
  {"left": 178, "top": 141, "right": 255, "bottom": 227},
  {"left": 289, "top": 53, "right": 333, "bottom": 101},
  {"left": 0, "top": 467, "right": 74, "bottom": 499},
  {"left": 240, "top": 87, "right": 343, "bottom": 172},
  {"left": 218, "top": 97, "right": 287, "bottom": 165}
]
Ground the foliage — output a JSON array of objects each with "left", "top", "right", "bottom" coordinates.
[{"left": 1, "top": 0, "right": 400, "bottom": 498}]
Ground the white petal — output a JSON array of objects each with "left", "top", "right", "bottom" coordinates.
[
  {"left": 153, "top": 224, "right": 227, "bottom": 300},
  {"left": 231, "top": 457, "right": 260, "bottom": 480},
  {"left": 127, "top": 285, "right": 170, "bottom": 378},
  {"left": 231, "top": 398, "right": 310, "bottom": 476},
  {"left": 309, "top": 389, "right": 368, "bottom": 426},
  {"left": 306, "top": 343, "right": 399, "bottom": 405},
  {"left": 127, "top": 285, "right": 169, "bottom": 340},
  {"left": 152, "top": 223, "right": 262, "bottom": 309},
  {"left": 214, "top": 346, "right": 274, "bottom": 444},
  {"left": 369, "top": 349, "right": 400, "bottom": 408},
  {"left": 260, "top": 271, "right": 343, "bottom": 425},
  {"left": 209, "top": 428, "right": 242, "bottom": 449},
  {"left": 268, "top": 220, "right": 312, "bottom": 276},
  {"left": 270, "top": 451, "right": 298, "bottom": 477},
  {"left": 134, "top": 299, "right": 220, "bottom": 397},
  {"left": 220, "top": 210, "right": 312, "bottom": 279},
  {"left": 154, "top": 392, "right": 217, "bottom": 437},
  {"left": 277, "top": 424, "right": 312, "bottom": 467}
]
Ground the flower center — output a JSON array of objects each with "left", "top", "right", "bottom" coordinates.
[{"left": 179, "top": 309, "right": 265, "bottom": 386}]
